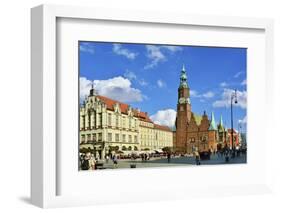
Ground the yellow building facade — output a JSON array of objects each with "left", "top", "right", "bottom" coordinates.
[
  {"left": 139, "top": 120, "right": 173, "bottom": 151},
  {"left": 80, "top": 87, "right": 173, "bottom": 159}
]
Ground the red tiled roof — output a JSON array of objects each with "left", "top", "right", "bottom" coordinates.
[
  {"left": 154, "top": 124, "right": 172, "bottom": 132},
  {"left": 227, "top": 129, "right": 238, "bottom": 134},
  {"left": 97, "top": 95, "right": 129, "bottom": 114},
  {"left": 136, "top": 111, "right": 153, "bottom": 123},
  {"left": 97, "top": 95, "right": 169, "bottom": 130}
]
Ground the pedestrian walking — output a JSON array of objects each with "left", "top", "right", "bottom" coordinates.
[
  {"left": 89, "top": 154, "right": 96, "bottom": 170},
  {"left": 105, "top": 155, "right": 109, "bottom": 164},
  {"left": 194, "top": 149, "right": 201, "bottom": 165},
  {"left": 167, "top": 152, "right": 171, "bottom": 163},
  {"left": 224, "top": 149, "right": 230, "bottom": 162},
  {"left": 113, "top": 155, "right": 118, "bottom": 168}
]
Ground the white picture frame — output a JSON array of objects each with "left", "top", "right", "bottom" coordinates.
[{"left": 31, "top": 4, "right": 274, "bottom": 208}]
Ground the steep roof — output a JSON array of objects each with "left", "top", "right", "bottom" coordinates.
[
  {"left": 209, "top": 112, "right": 217, "bottom": 130},
  {"left": 97, "top": 95, "right": 153, "bottom": 124},
  {"left": 219, "top": 115, "right": 224, "bottom": 127},
  {"left": 218, "top": 115, "right": 224, "bottom": 131},
  {"left": 154, "top": 124, "right": 172, "bottom": 132},
  {"left": 193, "top": 114, "right": 203, "bottom": 126},
  {"left": 136, "top": 111, "right": 153, "bottom": 123},
  {"left": 97, "top": 95, "right": 129, "bottom": 114},
  {"left": 227, "top": 128, "right": 238, "bottom": 134}
]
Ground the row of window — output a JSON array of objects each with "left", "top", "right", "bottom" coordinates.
[
  {"left": 141, "top": 141, "right": 171, "bottom": 147},
  {"left": 81, "top": 113, "right": 102, "bottom": 129},
  {"left": 81, "top": 113, "right": 138, "bottom": 129},
  {"left": 107, "top": 133, "right": 137, "bottom": 143},
  {"left": 108, "top": 113, "right": 137, "bottom": 129},
  {"left": 140, "top": 134, "right": 172, "bottom": 140},
  {"left": 80, "top": 133, "right": 138, "bottom": 143},
  {"left": 189, "top": 136, "right": 208, "bottom": 143},
  {"left": 81, "top": 133, "right": 102, "bottom": 142}
]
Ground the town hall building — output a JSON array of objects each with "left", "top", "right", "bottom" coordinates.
[{"left": 174, "top": 65, "right": 230, "bottom": 153}]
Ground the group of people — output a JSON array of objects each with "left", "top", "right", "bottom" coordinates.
[
  {"left": 80, "top": 152, "right": 96, "bottom": 170},
  {"left": 80, "top": 152, "right": 119, "bottom": 170},
  {"left": 140, "top": 153, "right": 150, "bottom": 162}
]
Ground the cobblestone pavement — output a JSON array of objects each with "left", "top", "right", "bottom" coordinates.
[{"left": 100, "top": 153, "right": 247, "bottom": 170}]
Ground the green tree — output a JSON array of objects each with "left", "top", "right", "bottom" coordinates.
[{"left": 162, "top": 147, "right": 171, "bottom": 153}]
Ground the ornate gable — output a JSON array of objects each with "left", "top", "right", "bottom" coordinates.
[
  {"left": 199, "top": 111, "right": 210, "bottom": 131},
  {"left": 187, "top": 113, "right": 199, "bottom": 132},
  {"left": 113, "top": 102, "right": 121, "bottom": 114}
]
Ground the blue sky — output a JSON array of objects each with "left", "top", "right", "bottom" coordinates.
[{"left": 79, "top": 41, "right": 247, "bottom": 132}]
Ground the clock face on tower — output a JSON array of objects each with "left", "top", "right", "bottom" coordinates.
[
  {"left": 178, "top": 97, "right": 185, "bottom": 104},
  {"left": 178, "top": 97, "right": 191, "bottom": 104}
]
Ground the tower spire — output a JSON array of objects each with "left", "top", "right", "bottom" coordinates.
[
  {"left": 89, "top": 80, "right": 96, "bottom": 96},
  {"left": 209, "top": 112, "right": 217, "bottom": 130},
  {"left": 219, "top": 115, "right": 224, "bottom": 127},
  {"left": 179, "top": 64, "right": 188, "bottom": 88}
]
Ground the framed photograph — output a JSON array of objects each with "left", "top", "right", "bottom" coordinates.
[{"left": 31, "top": 4, "right": 274, "bottom": 208}]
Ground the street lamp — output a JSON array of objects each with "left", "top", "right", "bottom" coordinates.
[{"left": 231, "top": 89, "right": 238, "bottom": 158}]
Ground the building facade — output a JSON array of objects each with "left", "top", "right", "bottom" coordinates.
[
  {"left": 174, "top": 65, "right": 232, "bottom": 153},
  {"left": 79, "top": 86, "right": 173, "bottom": 159}
]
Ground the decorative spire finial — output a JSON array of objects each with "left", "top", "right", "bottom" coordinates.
[
  {"left": 209, "top": 112, "right": 217, "bottom": 131},
  {"left": 179, "top": 64, "right": 188, "bottom": 88},
  {"left": 89, "top": 80, "right": 96, "bottom": 96},
  {"left": 220, "top": 115, "right": 223, "bottom": 126}
]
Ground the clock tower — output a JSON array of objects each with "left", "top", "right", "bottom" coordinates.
[{"left": 175, "top": 65, "right": 192, "bottom": 151}]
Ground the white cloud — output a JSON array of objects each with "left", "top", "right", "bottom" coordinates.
[
  {"left": 80, "top": 76, "right": 145, "bottom": 103},
  {"left": 241, "top": 79, "right": 247, "bottom": 85},
  {"left": 213, "top": 88, "right": 247, "bottom": 109},
  {"left": 190, "top": 90, "right": 214, "bottom": 99},
  {"left": 113, "top": 44, "right": 137, "bottom": 59},
  {"left": 124, "top": 70, "right": 137, "bottom": 80},
  {"left": 202, "top": 91, "right": 215, "bottom": 98},
  {"left": 150, "top": 109, "right": 177, "bottom": 128},
  {"left": 144, "top": 45, "right": 183, "bottom": 69},
  {"left": 138, "top": 79, "right": 148, "bottom": 86},
  {"left": 220, "top": 82, "right": 228, "bottom": 87},
  {"left": 190, "top": 90, "right": 199, "bottom": 97},
  {"left": 161, "top": 45, "right": 183, "bottom": 52},
  {"left": 80, "top": 77, "right": 92, "bottom": 101},
  {"left": 157, "top": 79, "right": 166, "bottom": 88},
  {"left": 238, "top": 115, "right": 247, "bottom": 124},
  {"left": 234, "top": 71, "right": 243, "bottom": 78},
  {"left": 124, "top": 70, "right": 148, "bottom": 86},
  {"left": 144, "top": 45, "right": 166, "bottom": 69},
  {"left": 80, "top": 42, "right": 95, "bottom": 54}
]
